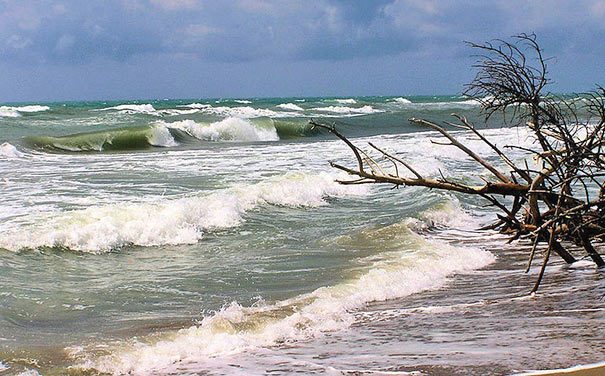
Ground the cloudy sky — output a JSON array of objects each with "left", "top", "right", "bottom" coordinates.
[{"left": 1, "top": 0, "right": 605, "bottom": 102}]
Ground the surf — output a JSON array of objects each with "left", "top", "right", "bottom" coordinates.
[{"left": 69, "top": 203, "right": 494, "bottom": 375}]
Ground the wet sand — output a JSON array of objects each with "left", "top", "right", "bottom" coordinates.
[{"left": 519, "top": 362, "right": 605, "bottom": 375}]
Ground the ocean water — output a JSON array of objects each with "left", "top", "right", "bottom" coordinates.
[{"left": 0, "top": 96, "right": 603, "bottom": 375}]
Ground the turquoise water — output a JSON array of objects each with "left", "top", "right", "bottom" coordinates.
[{"left": 0, "top": 96, "right": 603, "bottom": 375}]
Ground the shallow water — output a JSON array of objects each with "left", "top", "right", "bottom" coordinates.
[{"left": 0, "top": 96, "right": 603, "bottom": 375}]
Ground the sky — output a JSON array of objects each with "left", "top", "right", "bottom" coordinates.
[{"left": 1, "top": 0, "right": 605, "bottom": 102}]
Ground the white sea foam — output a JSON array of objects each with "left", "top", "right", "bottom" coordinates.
[
  {"left": 0, "top": 105, "right": 50, "bottom": 117},
  {"left": 179, "top": 103, "right": 297, "bottom": 118},
  {"left": 163, "top": 118, "right": 279, "bottom": 142},
  {"left": 147, "top": 125, "right": 179, "bottom": 147},
  {"left": 414, "top": 99, "right": 482, "bottom": 109},
  {"left": 159, "top": 108, "right": 201, "bottom": 116},
  {"left": 276, "top": 103, "right": 304, "bottom": 111},
  {"left": 234, "top": 99, "right": 252, "bottom": 104},
  {"left": 312, "top": 105, "right": 381, "bottom": 115},
  {"left": 13, "top": 105, "right": 50, "bottom": 113},
  {"left": 0, "top": 361, "right": 8, "bottom": 371},
  {"left": 0, "top": 172, "right": 366, "bottom": 253},
  {"left": 0, "top": 142, "right": 24, "bottom": 158},
  {"left": 181, "top": 103, "right": 212, "bottom": 109},
  {"left": 99, "top": 104, "right": 157, "bottom": 114},
  {"left": 0, "top": 107, "right": 20, "bottom": 117},
  {"left": 419, "top": 198, "right": 478, "bottom": 229},
  {"left": 456, "top": 98, "right": 482, "bottom": 106},
  {"left": 77, "top": 216, "right": 494, "bottom": 375},
  {"left": 206, "top": 106, "right": 293, "bottom": 118},
  {"left": 335, "top": 98, "right": 357, "bottom": 104},
  {"left": 391, "top": 97, "right": 412, "bottom": 104}
]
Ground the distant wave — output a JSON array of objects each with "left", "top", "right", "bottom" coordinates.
[
  {"left": 0, "top": 172, "right": 367, "bottom": 253},
  {"left": 409, "top": 98, "right": 483, "bottom": 109},
  {"left": 96, "top": 103, "right": 203, "bottom": 117},
  {"left": 391, "top": 97, "right": 412, "bottom": 104},
  {"left": 0, "top": 105, "right": 50, "bottom": 117},
  {"left": 97, "top": 104, "right": 158, "bottom": 115},
  {"left": 312, "top": 105, "right": 381, "bottom": 115},
  {"left": 180, "top": 103, "right": 211, "bottom": 109},
  {"left": 276, "top": 103, "right": 304, "bottom": 111},
  {"left": 179, "top": 103, "right": 300, "bottom": 118},
  {"left": 334, "top": 98, "right": 357, "bottom": 104}
]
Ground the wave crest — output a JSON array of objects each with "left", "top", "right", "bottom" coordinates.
[
  {"left": 99, "top": 104, "right": 157, "bottom": 114},
  {"left": 0, "top": 172, "right": 367, "bottom": 253},
  {"left": 312, "top": 105, "right": 381, "bottom": 115},
  {"left": 0, "top": 105, "right": 50, "bottom": 117},
  {"left": 164, "top": 118, "right": 279, "bottom": 142},
  {"left": 276, "top": 103, "right": 304, "bottom": 111},
  {"left": 73, "top": 212, "right": 494, "bottom": 375},
  {"left": 0, "top": 142, "right": 24, "bottom": 158}
]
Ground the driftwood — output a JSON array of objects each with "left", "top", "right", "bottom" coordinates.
[{"left": 311, "top": 34, "right": 605, "bottom": 293}]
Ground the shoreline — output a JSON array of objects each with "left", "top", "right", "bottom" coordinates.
[{"left": 517, "top": 362, "right": 605, "bottom": 376}]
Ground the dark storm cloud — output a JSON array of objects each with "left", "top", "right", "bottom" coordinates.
[{"left": 1, "top": 0, "right": 605, "bottom": 101}]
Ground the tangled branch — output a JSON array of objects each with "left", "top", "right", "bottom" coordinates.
[{"left": 313, "top": 34, "right": 605, "bottom": 293}]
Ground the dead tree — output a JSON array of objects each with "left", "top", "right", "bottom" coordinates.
[{"left": 311, "top": 34, "right": 605, "bottom": 293}]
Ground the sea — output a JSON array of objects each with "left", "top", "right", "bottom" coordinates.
[{"left": 0, "top": 96, "right": 603, "bottom": 375}]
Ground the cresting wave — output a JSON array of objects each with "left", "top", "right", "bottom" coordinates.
[
  {"left": 312, "top": 105, "right": 381, "bottom": 115},
  {"left": 181, "top": 103, "right": 298, "bottom": 118},
  {"left": 23, "top": 117, "right": 319, "bottom": 152},
  {"left": 334, "top": 98, "right": 357, "bottom": 104},
  {"left": 98, "top": 104, "right": 158, "bottom": 114},
  {"left": 0, "top": 172, "right": 368, "bottom": 253},
  {"left": 0, "top": 142, "right": 24, "bottom": 158},
  {"left": 164, "top": 118, "right": 279, "bottom": 142},
  {"left": 72, "top": 204, "right": 495, "bottom": 375},
  {"left": 391, "top": 97, "right": 412, "bottom": 104},
  {"left": 276, "top": 102, "right": 304, "bottom": 111},
  {"left": 24, "top": 125, "right": 178, "bottom": 152},
  {"left": 0, "top": 105, "right": 50, "bottom": 117}
]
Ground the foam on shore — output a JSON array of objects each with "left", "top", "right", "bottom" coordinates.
[{"left": 72, "top": 204, "right": 494, "bottom": 375}]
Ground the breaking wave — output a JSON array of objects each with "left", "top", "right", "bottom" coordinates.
[
  {"left": 23, "top": 125, "right": 178, "bottom": 152},
  {"left": 98, "top": 104, "right": 158, "bottom": 114},
  {"left": 0, "top": 172, "right": 368, "bottom": 253},
  {"left": 163, "top": 118, "right": 279, "bottom": 142},
  {"left": 0, "top": 142, "right": 24, "bottom": 158},
  {"left": 276, "top": 103, "right": 304, "bottom": 111},
  {"left": 391, "top": 97, "right": 412, "bottom": 104},
  {"left": 334, "top": 98, "right": 357, "bottom": 104},
  {"left": 0, "top": 105, "right": 50, "bottom": 117},
  {"left": 70, "top": 204, "right": 494, "bottom": 375},
  {"left": 180, "top": 103, "right": 299, "bottom": 118},
  {"left": 312, "top": 105, "right": 381, "bottom": 115},
  {"left": 22, "top": 116, "right": 323, "bottom": 153}
]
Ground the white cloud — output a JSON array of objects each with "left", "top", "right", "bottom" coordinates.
[
  {"left": 380, "top": 0, "right": 445, "bottom": 35},
  {"left": 182, "top": 23, "right": 220, "bottom": 38},
  {"left": 6, "top": 34, "right": 32, "bottom": 49},
  {"left": 236, "top": 0, "right": 275, "bottom": 13},
  {"left": 55, "top": 34, "right": 75, "bottom": 53},
  {"left": 149, "top": 0, "right": 199, "bottom": 10}
]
